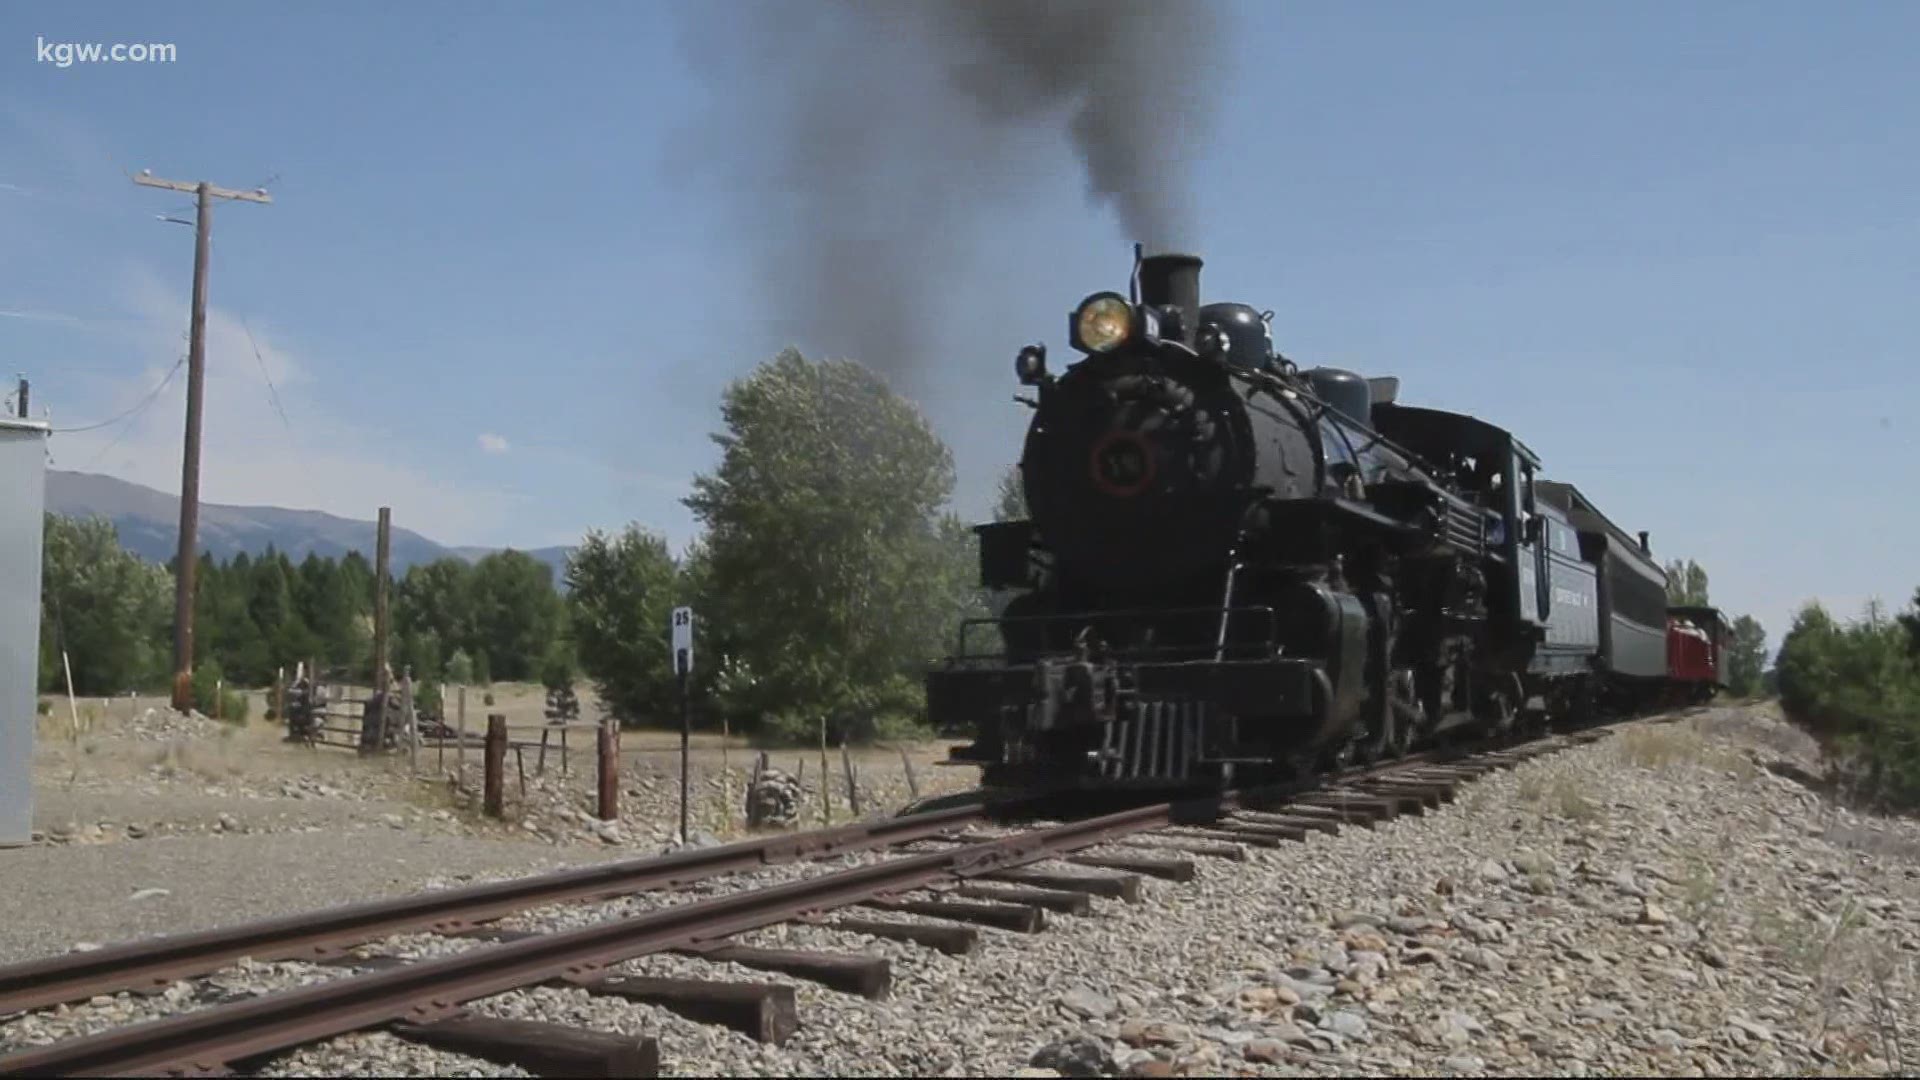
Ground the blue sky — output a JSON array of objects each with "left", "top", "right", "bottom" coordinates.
[{"left": 3, "top": 1, "right": 1916, "bottom": 652}]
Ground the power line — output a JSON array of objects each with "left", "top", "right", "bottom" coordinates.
[
  {"left": 240, "top": 315, "right": 291, "bottom": 430},
  {"left": 75, "top": 355, "right": 188, "bottom": 472},
  {"left": 46, "top": 355, "right": 186, "bottom": 432}
]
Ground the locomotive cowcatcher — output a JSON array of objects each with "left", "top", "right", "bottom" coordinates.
[{"left": 927, "top": 250, "right": 1671, "bottom": 793}]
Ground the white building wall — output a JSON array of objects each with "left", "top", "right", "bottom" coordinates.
[{"left": 1, "top": 417, "right": 50, "bottom": 846}]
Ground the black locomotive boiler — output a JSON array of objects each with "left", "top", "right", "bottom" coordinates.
[{"left": 927, "top": 251, "right": 1661, "bottom": 792}]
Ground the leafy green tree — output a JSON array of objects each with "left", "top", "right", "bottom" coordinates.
[
  {"left": 39, "top": 514, "right": 173, "bottom": 694},
  {"left": 394, "top": 559, "right": 475, "bottom": 666},
  {"left": 994, "top": 463, "right": 1027, "bottom": 522},
  {"left": 683, "top": 348, "right": 978, "bottom": 743},
  {"left": 1664, "top": 559, "right": 1709, "bottom": 606},
  {"left": 467, "top": 550, "right": 563, "bottom": 681},
  {"left": 398, "top": 629, "right": 445, "bottom": 685},
  {"left": 445, "top": 649, "right": 476, "bottom": 686},
  {"left": 1775, "top": 597, "right": 1920, "bottom": 808},
  {"left": 540, "top": 641, "right": 577, "bottom": 693},
  {"left": 565, "top": 525, "right": 681, "bottom": 726},
  {"left": 1900, "top": 587, "right": 1920, "bottom": 657},
  {"left": 413, "top": 679, "right": 443, "bottom": 718},
  {"left": 1776, "top": 602, "right": 1840, "bottom": 723},
  {"left": 1727, "top": 614, "right": 1767, "bottom": 696}
]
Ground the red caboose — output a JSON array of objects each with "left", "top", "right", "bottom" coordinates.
[{"left": 1665, "top": 605, "right": 1729, "bottom": 704}]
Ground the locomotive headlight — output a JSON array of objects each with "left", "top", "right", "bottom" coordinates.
[{"left": 1071, "top": 292, "right": 1134, "bottom": 354}]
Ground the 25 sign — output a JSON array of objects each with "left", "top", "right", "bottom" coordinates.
[{"left": 671, "top": 606, "right": 694, "bottom": 676}]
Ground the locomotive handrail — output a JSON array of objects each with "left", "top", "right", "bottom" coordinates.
[
  {"left": 1247, "top": 364, "right": 1469, "bottom": 496},
  {"left": 952, "top": 604, "right": 1282, "bottom": 663}
]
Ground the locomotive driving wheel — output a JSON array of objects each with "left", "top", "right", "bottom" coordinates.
[
  {"left": 1387, "top": 667, "right": 1421, "bottom": 755},
  {"left": 1355, "top": 667, "right": 1418, "bottom": 764},
  {"left": 1476, "top": 672, "right": 1521, "bottom": 738}
]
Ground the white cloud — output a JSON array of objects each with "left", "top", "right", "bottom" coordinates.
[
  {"left": 478, "top": 432, "right": 510, "bottom": 454},
  {"left": 45, "top": 266, "right": 523, "bottom": 544}
]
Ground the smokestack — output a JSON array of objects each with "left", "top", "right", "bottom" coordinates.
[
  {"left": 1638, "top": 530, "right": 1650, "bottom": 554},
  {"left": 1138, "top": 253, "right": 1203, "bottom": 346},
  {"left": 14, "top": 377, "right": 25, "bottom": 420}
]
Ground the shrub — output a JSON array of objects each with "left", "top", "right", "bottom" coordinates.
[
  {"left": 751, "top": 675, "right": 931, "bottom": 747},
  {"left": 189, "top": 660, "right": 250, "bottom": 724},
  {"left": 1776, "top": 599, "right": 1920, "bottom": 810}
]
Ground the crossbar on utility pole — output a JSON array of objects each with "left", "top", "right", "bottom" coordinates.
[{"left": 133, "top": 170, "right": 272, "bottom": 712}]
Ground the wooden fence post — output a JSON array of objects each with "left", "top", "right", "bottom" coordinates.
[
  {"left": 403, "top": 670, "right": 417, "bottom": 776},
  {"left": 841, "top": 740, "right": 860, "bottom": 816},
  {"left": 597, "top": 721, "right": 619, "bottom": 822},
  {"left": 456, "top": 685, "right": 469, "bottom": 784},
  {"left": 484, "top": 713, "right": 507, "bottom": 818},
  {"left": 817, "top": 718, "right": 832, "bottom": 827},
  {"left": 898, "top": 745, "right": 919, "bottom": 801}
]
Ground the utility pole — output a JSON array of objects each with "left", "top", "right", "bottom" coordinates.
[{"left": 132, "top": 171, "right": 271, "bottom": 711}]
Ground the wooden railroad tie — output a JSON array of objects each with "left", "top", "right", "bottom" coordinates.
[
  {"left": 671, "top": 945, "right": 892, "bottom": 1000},
  {"left": 1232, "top": 809, "right": 1343, "bottom": 834},
  {"left": 574, "top": 974, "right": 798, "bottom": 1046},
  {"left": 824, "top": 917, "right": 980, "bottom": 955},
  {"left": 952, "top": 882, "right": 1093, "bottom": 916},
  {"left": 1066, "top": 852, "right": 1197, "bottom": 882},
  {"left": 863, "top": 896, "right": 1046, "bottom": 934},
  {"left": 390, "top": 1014, "right": 658, "bottom": 1078},
  {"left": 1111, "top": 835, "right": 1249, "bottom": 861},
  {"left": 1161, "top": 825, "right": 1287, "bottom": 848},
  {"left": 979, "top": 867, "right": 1144, "bottom": 902}
]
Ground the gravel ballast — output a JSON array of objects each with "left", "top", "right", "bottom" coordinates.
[{"left": 8, "top": 704, "right": 1918, "bottom": 1077}]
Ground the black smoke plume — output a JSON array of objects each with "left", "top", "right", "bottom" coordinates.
[{"left": 679, "top": 0, "right": 1228, "bottom": 387}]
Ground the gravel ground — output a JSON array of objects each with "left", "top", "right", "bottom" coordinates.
[{"left": 10, "top": 703, "right": 1919, "bottom": 1078}]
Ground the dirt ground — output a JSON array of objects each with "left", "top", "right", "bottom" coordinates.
[
  {"left": 7, "top": 683, "right": 979, "bottom": 962},
  {"left": 28, "top": 683, "right": 977, "bottom": 845}
]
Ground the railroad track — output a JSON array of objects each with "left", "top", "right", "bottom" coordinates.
[{"left": 0, "top": 728, "right": 1612, "bottom": 1078}]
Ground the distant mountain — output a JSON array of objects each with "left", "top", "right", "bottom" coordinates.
[{"left": 45, "top": 470, "right": 574, "bottom": 586}]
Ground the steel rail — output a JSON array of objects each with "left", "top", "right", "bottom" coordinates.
[
  {"left": 0, "top": 796, "right": 1218, "bottom": 1078},
  {"left": 0, "top": 796, "right": 1031, "bottom": 1017}
]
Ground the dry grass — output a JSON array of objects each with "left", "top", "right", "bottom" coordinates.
[
  {"left": 1516, "top": 766, "right": 1604, "bottom": 822},
  {"left": 1821, "top": 822, "right": 1920, "bottom": 864},
  {"left": 1693, "top": 705, "right": 1822, "bottom": 760},
  {"left": 1750, "top": 896, "right": 1913, "bottom": 1072},
  {"left": 1613, "top": 721, "right": 1762, "bottom": 781},
  {"left": 1615, "top": 725, "right": 1710, "bottom": 768}
]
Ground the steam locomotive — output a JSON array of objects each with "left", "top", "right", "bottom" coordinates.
[{"left": 927, "top": 251, "right": 1721, "bottom": 792}]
